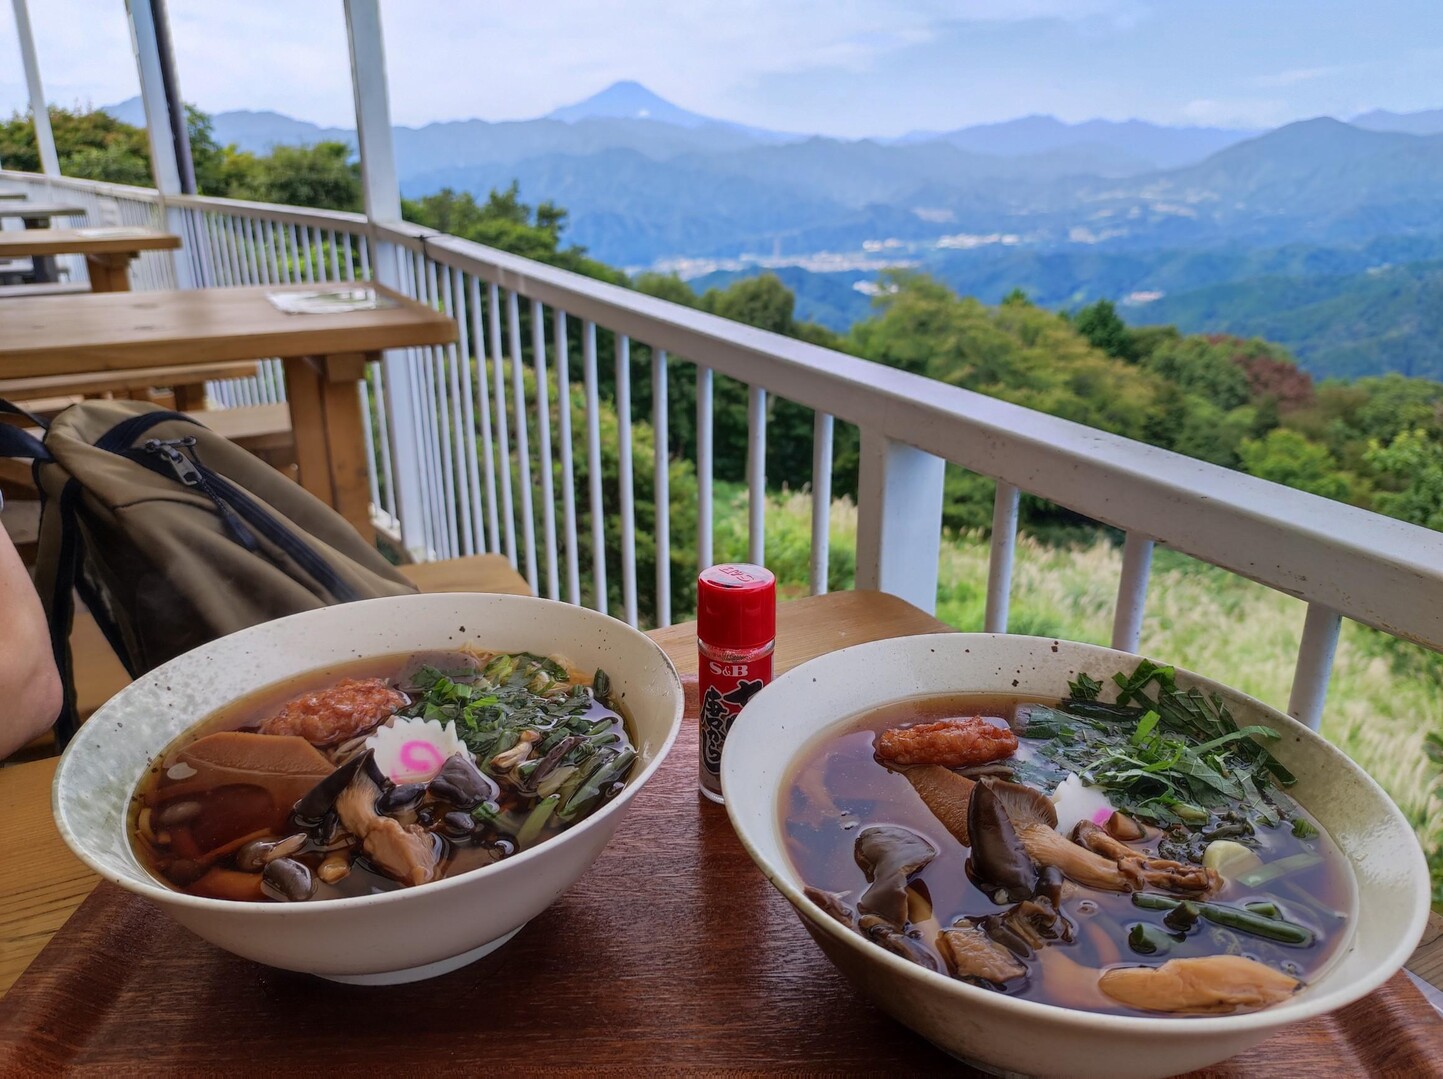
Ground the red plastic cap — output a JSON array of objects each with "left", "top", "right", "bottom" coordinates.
[{"left": 697, "top": 563, "right": 776, "bottom": 651}]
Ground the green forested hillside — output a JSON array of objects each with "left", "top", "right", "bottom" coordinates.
[{"left": 1138, "top": 261, "right": 1443, "bottom": 380}]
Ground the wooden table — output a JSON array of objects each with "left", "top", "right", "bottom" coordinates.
[
  {"left": 0, "top": 227, "right": 179, "bottom": 292},
  {"left": 0, "top": 284, "right": 456, "bottom": 536},
  {"left": 0, "top": 204, "right": 87, "bottom": 281},
  {"left": 2, "top": 590, "right": 1440, "bottom": 1075}
]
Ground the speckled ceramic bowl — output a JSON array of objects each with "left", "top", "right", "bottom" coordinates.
[
  {"left": 722, "top": 633, "right": 1430, "bottom": 1079},
  {"left": 54, "top": 593, "right": 683, "bottom": 984}
]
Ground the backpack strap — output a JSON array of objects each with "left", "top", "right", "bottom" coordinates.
[{"left": 0, "top": 400, "right": 51, "bottom": 462}]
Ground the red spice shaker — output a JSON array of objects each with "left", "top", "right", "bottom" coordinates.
[{"left": 696, "top": 563, "right": 776, "bottom": 803}]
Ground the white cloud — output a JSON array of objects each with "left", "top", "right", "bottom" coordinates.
[
  {"left": 1180, "top": 96, "right": 1291, "bottom": 129},
  {"left": 1252, "top": 64, "right": 1349, "bottom": 88}
]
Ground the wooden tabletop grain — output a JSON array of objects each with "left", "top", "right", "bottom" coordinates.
[
  {"left": 0, "top": 283, "right": 456, "bottom": 377},
  {"left": 0, "top": 227, "right": 180, "bottom": 258},
  {"left": 1, "top": 590, "right": 1439, "bottom": 1075}
]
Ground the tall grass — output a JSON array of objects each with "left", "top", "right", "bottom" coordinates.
[{"left": 709, "top": 487, "right": 1443, "bottom": 896}]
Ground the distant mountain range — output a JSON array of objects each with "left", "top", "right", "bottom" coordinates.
[{"left": 103, "top": 83, "right": 1443, "bottom": 379}]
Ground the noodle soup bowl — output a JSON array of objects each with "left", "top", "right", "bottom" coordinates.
[
  {"left": 54, "top": 593, "right": 684, "bottom": 985},
  {"left": 722, "top": 633, "right": 1430, "bottom": 1079}
]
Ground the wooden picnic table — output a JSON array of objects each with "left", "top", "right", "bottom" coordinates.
[
  {"left": 0, "top": 226, "right": 179, "bottom": 292},
  {"left": 0, "top": 283, "right": 456, "bottom": 536},
  {"left": 0, "top": 590, "right": 1440, "bottom": 1074},
  {"left": 0, "top": 203, "right": 88, "bottom": 283}
]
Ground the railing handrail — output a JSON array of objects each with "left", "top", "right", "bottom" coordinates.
[
  {"left": 0, "top": 169, "right": 163, "bottom": 202},
  {"left": 414, "top": 227, "right": 1443, "bottom": 652},
  {"left": 164, "top": 192, "right": 370, "bottom": 232}
]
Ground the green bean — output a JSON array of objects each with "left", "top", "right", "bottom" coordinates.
[
  {"left": 516, "top": 794, "right": 561, "bottom": 849},
  {"left": 1237, "top": 851, "right": 1322, "bottom": 888},
  {"left": 1127, "top": 922, "right": 1175, "bottom": 956},
  {"left": 1244, "top": 900, "right": 1281, "bottom": 919},
  {"left": 1163, "top": 901, "right": 1201, "bottom": 932},
  {"left": 1131, "top": 893, "right": 1314, "bottom": 945}
]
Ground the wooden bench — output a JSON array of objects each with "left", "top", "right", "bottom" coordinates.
[{"left": 0, "top": 362, "right": 260, "bottom": 407}]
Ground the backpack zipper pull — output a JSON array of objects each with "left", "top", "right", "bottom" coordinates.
[
  {"left": 143, "top": 437, "right": 202, "bottom": 486},
  {"left": 142, "top": 436, "right": 260, "bottom": 552}
]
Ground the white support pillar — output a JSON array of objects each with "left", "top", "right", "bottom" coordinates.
[
  {"left": 854, "top": 429, "right": 945, "bottom": 614},
  {"left": 1288, "top": 603, "right": 1341, "bottom": 731},
  {"left": 124, "top": 0, "right": 195, "bottom": 286},
  {"left": 344, "top": 0, "right": 426, "bottom": 558},
  {"left": 12, "top": 0, "right": 59, "bottom": 176}
]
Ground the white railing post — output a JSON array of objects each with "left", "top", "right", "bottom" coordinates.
[
  {"left": 344, "top": 0, "right": 427, "bottom": 557},
  {"left": 854, "top": 429, "right": 945, "bottom": 614},
  {"left": 124, "top": 0, "right": 196, "bottom": 288},
  {"left": 1111, "top": 532, "right": 1155, "bottom": 652},
  {"left": 12, "top": 0, "right": 60, "bottom": 177},
  {"left": 985, "top": 482, "right": 1020, "bottom": 633},
  {"left": 1289, "top": 604, "right": 1342, "bottom": 731}
]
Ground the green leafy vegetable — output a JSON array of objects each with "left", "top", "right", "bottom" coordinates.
[{"left": 1021, "top": 659, "right": 1304, "bottom": 838}]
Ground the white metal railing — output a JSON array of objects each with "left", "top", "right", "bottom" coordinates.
[{"left": 4, "top": 172, "right": 1443, "bottom": 733}]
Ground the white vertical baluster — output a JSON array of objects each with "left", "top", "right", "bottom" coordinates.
[
  {"left": 451, "top": 270, "right": 486, "bottom": 553},
  {"left": 985, "top": 482, "right": 1021, "bottom": 633},
  {"left": 652, "top": 349, "right": 671, "bottom": 626},
  {"left": 554, "top": 311, "right": 581, "bottom": 606},
  {"left": 616, "top": 335, "right": 638, "bottom": 627},
  {"left": 358, "top": 235, "right": 371, "bottom": 280},
  {"left": 467, "top": 276, "right": 500, "bottom": 553},
  {"left": 531, "top": 300, "right": 560, "bottom": 600},
  {"left": 358, "top": 376, "right": 383, "bottom": 517},
  {"left": 342, "top": 234, "right": 355, "bottom": 280},
  {"left": 488, "top": 284, "right": 518, "bottom": 568},
  {"left": 219, "top": 216, "right": 241, "bottom": 285},
  {"left": 1288, "top": 604, "right": 1341, "bottom": 730},
  {"left": 423, "top": 258, "right": 459, "bottom": 558},
  {"left": 405, "top": 253, "right": 444, "bottom": 556},
  {"left": 810, "top": 412, "right": 834, "bottom": 596},
  {"left": 246, "top": 218, "right": 270, "bottom": 285},
  {"left": 286, "top": 225, "right": 306, "bottom": 283},
  {"left": 262, "top": 220, "right": 284, "bottom": 283},
  {"left": 746, "top": 385, "right": 767, "bottom": 566},
  {"left": 311, "top": 228, "right": 326, "bottom": 280},
  {"left": 229, "top": 218, "right": 254, "bottom": 283},
  {"left": 582, "top": 321, "right": 608, "bottom": 614},
  {"left": 436, "top": 262, "right": 473, "bottom": 555},
  {"left": 371, "top": 360, "right": 399, "bottom": 523},
  {"left": 507, "top": 291, "right": 539, "bottom": 593},
  {"left": 696, "top": 366, "right": 714, "bottom": 572},
  {"left": 1111, "top": 533, "right": 1156, "bottom": 652}
]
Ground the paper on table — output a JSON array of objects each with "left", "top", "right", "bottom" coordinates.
[{"left": 265, "top": 287, "right": 398, "bottom": 315}]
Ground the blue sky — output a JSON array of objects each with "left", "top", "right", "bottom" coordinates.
[{"left": 1, "top": 0, "right": 1438, "bottom": 136}]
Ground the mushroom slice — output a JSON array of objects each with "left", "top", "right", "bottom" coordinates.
[
  {"left": 335, "top": 762, "right": 441, "bottom": 887},
  {"left": 939, "top": 925, "right": 1027, "bottom": 986},
  {"left": 1074, "top": 821, "right": 1218, "bottom": 895},
  {"left": 899, "top": 765, "right": 977, "bottom": 846},
  {"left": 803, "top": 886, "right": 857, "bottom": 929},
  {"left": 1099, "top": 955, "right": 1300, "bottom": 1015},
  {"left": 967, "top": 777, "right": 1039, "bottom": 902},
  {"left": 858, "top": 914, "right": 940, "bottom": 972},
  {"left": 853, "top": 825, "right": 938, "bottom": 927}
]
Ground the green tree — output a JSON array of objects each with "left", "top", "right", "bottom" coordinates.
[
  {"left": 1364, "top": 430, "right": 1443, "bottom": 530},
  {"left": 1237, "top": 429, "right": 1354, "bottom": 502},
  {"left": 1072, "top": 299, "right": 1137, "bottom": 362},
  {"left": 225, "top": 141, "right": 360, "bottom": 212}
]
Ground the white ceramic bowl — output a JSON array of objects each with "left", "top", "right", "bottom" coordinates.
[
  {"left": 54, "top": 593, "right": 683, "bottom": 984},
  {"left": 722, "top": 633, "right": 1430, "bottom": 1079}
]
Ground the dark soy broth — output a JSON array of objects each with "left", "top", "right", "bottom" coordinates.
[
  {"left": 131, "top": 650, "right": 634, "bottom": 902},
  {"left": 783, "top": 694, "right": 1355, "bottom": 1018}
]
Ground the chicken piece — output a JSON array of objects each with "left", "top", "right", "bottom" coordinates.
[
  {"left": 335, "top": 767, "right": 440, "bottom": 887},
  {"left": 876, "top": 717, "right": 1018, "bottom": 768},
  {"left": 259, "top": 677, "right": 407, "bottom": 747},
  {"left": 939, "top": 925, "right": 1027, "bottom": 985},
  {"left": 1099, "top": 956, "right": 1300, "bottom": 1015}
]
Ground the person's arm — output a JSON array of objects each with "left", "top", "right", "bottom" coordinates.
[{"left": 0, "top": 519, "right": 61, "bottom": 757}]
